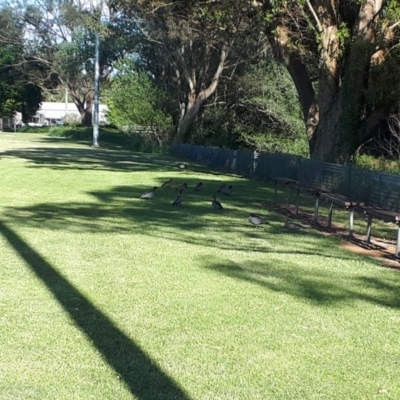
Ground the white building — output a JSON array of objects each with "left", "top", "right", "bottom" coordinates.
[
  {"left": 32, "top": 102, "right": 109, "bottom": 125},
  {"left": 0, "top": 102, "right": 108, "bottom": 131}
]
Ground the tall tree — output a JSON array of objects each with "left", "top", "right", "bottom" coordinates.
[
  {"left": 105, "top": 58, "right": 173, "bottom": 146},
  {"left": 0, "top": 7, "right": 43, "bottom": 121},
  {"left": 254, "top": 0, "right": 400, "bottom": 162},
  {"left": 0, "top": 0, "right": 136, "bottom": 127},
  {"left": 117, "top": 0, "right": 267, "bottom": 143}
]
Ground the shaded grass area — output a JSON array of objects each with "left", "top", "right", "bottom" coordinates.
[
  {"left": 18, "top": 125, "right": 166, "bottom": 153},
  {"left": 1, "top": 133, "right": 400, "bottom": 399},
  {"left": 0, "top": 221, "right": 191, "bottom": 400}
]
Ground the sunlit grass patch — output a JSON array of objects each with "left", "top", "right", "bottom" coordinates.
[{"left": 1, "top": 133, "right": 400, "bottom": 400}]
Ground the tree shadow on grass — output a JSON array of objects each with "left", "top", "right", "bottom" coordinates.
[
  {"left": 2, "top": 180, "right": 358, "bottom": 260},
  {"left": 202, "top": 258, "right": 400, "bottom": 309},
  {"left": 0, "top": 220, "right": 191, "bottom": 400},
  {"left": 0, "top": 146, "right": 178, "bottom": 173}
]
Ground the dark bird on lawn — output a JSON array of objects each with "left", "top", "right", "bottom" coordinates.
[
  {"left": 173, "top": 190, "right": 184, "bottom": 205},
  {"left": 212, "top": 195, "right": 223, "bottom": 210},
  {"left": 217, "top": 183, "right": 226, "bottom": 193},
  {"left": 221, "top": 185, "right": 233, "bottom": 196},
  {"left": 284, "top": 221, "right": 304, "bottom": 230},
  {"left": 161, "top": 179, "right": 173, "bottom": 188},
  {"left": 140, "top": 187, "right": 157, "bottom": 200},
  {"left": 248, "top": 213, "right": 268, "bottom": 226},
  {"left": 176, "top": 183, "right": 188, "bottom": 191},
  {"left": 194, "top": 182, "right": 203, "bottom": 192},
  {"left": 178, "top": 162, "right": 187, "bottom": 170}
]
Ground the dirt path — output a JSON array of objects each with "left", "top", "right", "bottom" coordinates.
[{"left": 262, "top": 202, "right": 400, "bottom": 271}]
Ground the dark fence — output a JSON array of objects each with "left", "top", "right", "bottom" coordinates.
[{"left": 171, "top": 144, "right": 400, "bottom": 212}]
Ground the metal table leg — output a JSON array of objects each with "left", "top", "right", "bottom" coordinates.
[
  {"left": 366, "top": 213, "right": 372, "bottom": 243},
  {"left": 313, "top": 196, "right": 319, "bottom": 224},
  {"left": 327, "top": 201, "right": 334, "bottom": 228},
  {"left": 396, "top": 223, "right": 400, "bottom": 257},
  {"left": 295, "top": 189, "right": 300, "bottom": 215},
  {"left": 348, "top": 207, "right": 354, "bottom": 237}
]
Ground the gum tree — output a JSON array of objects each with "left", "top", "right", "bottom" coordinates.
[
  {"left": 254, "top": 0, "right": 400, "bottom": 162},
  {"left": 116, "top": 0, "right": 267, "bottom": 143}
]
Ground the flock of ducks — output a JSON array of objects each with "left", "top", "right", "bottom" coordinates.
[
  {"left": 139, "top": 179, "right": 233, "bottom": 212},
  {"left": 139, "top": 162, "right": 304, "bottom": 230}
]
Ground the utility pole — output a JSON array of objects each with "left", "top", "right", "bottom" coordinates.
[
  {"left": 65, "top": 86, "right": 68, "bottom": 118},
  {"left": 92, "top": 31, "right": 100, "bottom": 147}
]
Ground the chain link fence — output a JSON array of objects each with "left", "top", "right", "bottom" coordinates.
[{"left": 171, "top": 143, "right": 400, "bottom": 212}]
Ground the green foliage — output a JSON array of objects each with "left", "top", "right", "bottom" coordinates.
[
  {"left": 105, "top": 59, "right": 174, "bottom": 147},
  {"left": 386, "top": 0, "right": 400, "bottom": 20},
  {"left": 191, "top": 59, "right": 308, "bottom": 156},
  {"left": 18, "top": 125, "right": 51, "bottom": 134},
  {"left": 53, "top": 38, "right": 90, "bottom": 84},
  {"left": 238, "top": 60, "right": 305, "bottom": 138},
  {"left": 190, "top": 107, "right": 241, "bottom": 149},
  {"left": 63, "top": 113, "right": 81, "bottom": 126},
  {"left": 0, "top": 48, "right": 43, "bottom": 120},
  {"left": 337, "top": 22, "right": 351, "bottom": 54},
  {"left": 365, "top": 48, "right": 400, "bottom": 113},
  {"left": 42, "top": 125, "right": 167, "bottom": 153},
  {"left": 354, "top": 154, "right": 400, "bottom": 174}
]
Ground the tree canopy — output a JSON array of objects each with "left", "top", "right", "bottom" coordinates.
[
  {"left": 0, "top": 7, "right": 43, "bottom": 120},
  {"left": 105, "top": 58, "right": 173, "bottom": 146},
  {"left": 0, "top": 0, "right": 399, "bottom": 162},
  {"left": 255, "top": 0, "right": 400, "bottom": 161}
]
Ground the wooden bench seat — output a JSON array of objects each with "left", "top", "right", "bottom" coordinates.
[
  {"left": 361, "top": 206, "right": 400, "bottom": 256},
  {"left": 320, "top": 193, "right": 365, "bottom": 208}
]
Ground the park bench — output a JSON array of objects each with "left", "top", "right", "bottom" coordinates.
[{"left": 361, "top": 206, "right": 400, "bottom": 256}]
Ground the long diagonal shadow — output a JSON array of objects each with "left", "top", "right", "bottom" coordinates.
[{"left": 0, "top": 221, "right": 191, "bottom": 400}]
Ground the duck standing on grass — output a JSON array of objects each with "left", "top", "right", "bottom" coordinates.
[
  {"left": 173, "top": 190, "right": 184, "bottom": 205},
  {"left": 194, "top": 182, "right": 203, "bottom": 192},
  {"left": 221, "top": 185, "right": 233, "bottom": 195},
  {"left": 248, "top": 213, "right": 268, "bottom": 226},
  {"left": 178, "top": 162, "right": 187, "bottom": 170},
  {"left": 284, "top": 221, "right": 304, "bottom": 230},
  {"left": 212, "top": 195, "right": 223, "bottom": 210},
  {"left": 161, "top": 179, "right": 173, "bottom": 188},
  {"left": 140, "top": 187, "right": 157, "bottom": 200}
]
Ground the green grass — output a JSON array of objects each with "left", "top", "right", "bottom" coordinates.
[
  {"left": 18, "top": 125, "right": 167, "bottom": 153},
  {"left": 1, "top": 132, "right": 400, "bottom": 400}
]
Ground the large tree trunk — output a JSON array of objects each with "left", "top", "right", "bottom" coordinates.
[
  {"left": 172, "top": 45, "right": 228, "bottom": 143},
  {"left": 311, "top": 97, "right": 342, "bottom": 161},
  {"left": 265, "top": 1, "right": 386, "bottom": 162},
  {"left": 174, "top": 93, "right": 205, "bottom": 143},
  {"left": 70, "top": 90, "right": 94, "bottom": 127},
  {"left": 81, "top": 109, "right": 93, "bottom": 127},
  {"left": 79, "top": 96, "right": 93, "bottom": 127}
]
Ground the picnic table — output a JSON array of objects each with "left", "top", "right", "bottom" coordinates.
[
  {"left": 361, "top": 206, "right": 400, "bottom": 256},
  {"left": 319, "top": 193, "right": 365, "bottom": 237},
  {"left": 271, "top": 177, "right": 298, "bottom": 206},
  {"left": 270, "top": 177, "right": 364, "bottom": 236},
  {"left": 291, "top": 183, "right": 325, "bottom": 221}
]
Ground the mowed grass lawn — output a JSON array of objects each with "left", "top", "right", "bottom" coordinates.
[{"left": 1, "top": 133, "right": 400, "bottom": 400}]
